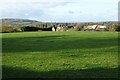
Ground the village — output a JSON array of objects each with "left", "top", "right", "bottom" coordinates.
[
  {"left": 51, "top": 24, "right": 107, "bottom": 31},
  {"left": 1, "top": 19, "right": 119, "bottom": 33}
]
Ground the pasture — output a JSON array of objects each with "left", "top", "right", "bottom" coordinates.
[{"left": 2, "top": 31, "right": 118, "bottom": 78}]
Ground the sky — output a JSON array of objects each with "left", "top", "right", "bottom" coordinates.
[{"left": 0, "top": 0, "right": 119, "bottom": 22}]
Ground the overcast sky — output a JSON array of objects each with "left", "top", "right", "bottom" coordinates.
[{"left": 0, "top": 0, "right": 119, "bottom": 22}]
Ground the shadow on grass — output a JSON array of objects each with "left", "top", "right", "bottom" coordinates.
[
  {"left": 2, "top": 35, "right": 118, "bottom": 53},
  {"left": 2, "top": 65, "right": 119, "bottom": 79}
]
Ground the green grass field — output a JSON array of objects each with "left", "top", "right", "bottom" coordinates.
[{"left": 2, "top": 31, "right": 119, "bottom": 78}]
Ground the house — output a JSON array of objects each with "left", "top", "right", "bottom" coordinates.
[
  {"left": 84, "top": 25, "right": 107, "bottom": 31},
  {"left": 95, "top": 25, "right": 107, "bottom": 31},
  {"left": 52, "top": 26, "right": 62, "bottom": 31},
  {"left": 52, "top": 25, "right": 68, "bottom": 31},
  {"left": 84, "top": 25, "right": 97, "bottom": 31}
]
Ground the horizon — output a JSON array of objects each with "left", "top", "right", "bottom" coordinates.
[
  {"left": 0, "top": 0, "right": 119, "bottom": 22},
  {"left": 1, "top": 18, "right": 118, "bottom": 23}
]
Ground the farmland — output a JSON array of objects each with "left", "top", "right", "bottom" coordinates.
[{"left": 2, "top": 31, "right": 119, "bottom": 78}]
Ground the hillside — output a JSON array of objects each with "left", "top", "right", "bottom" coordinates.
[
  {"left": 1, "top": 18, "right": 42, "bottom": 27},
  {"left": 1, "top": 18, "right": 39, "bottom": 23},
  {"left": 1, "top": 18, "right": 118, "bottom": 27}
]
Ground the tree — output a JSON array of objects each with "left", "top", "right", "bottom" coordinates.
[
  {"left": 111, "top": 24, "right": 120, "bottom": 31},
  {"left": 73, "top": 24, "right": 83, "bottom": 31}
]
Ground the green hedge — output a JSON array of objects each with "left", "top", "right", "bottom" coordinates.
[{"left": 2, "top": 26, "right": 22, "bottom": 33}]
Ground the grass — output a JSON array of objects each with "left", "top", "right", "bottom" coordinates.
[{"left": 2, "top": 31, "right": 119, "bottom": 78}]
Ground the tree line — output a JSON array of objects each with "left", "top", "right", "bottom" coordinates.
[{"left": 1, "top": 22, "right": 119, "bottom": 33}]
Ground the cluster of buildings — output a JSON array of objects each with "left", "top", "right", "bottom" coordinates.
[
  {"left": 83, "top": 25, "right": 107, "bottom": 31},
  {"left": 51, "top": 24, "right": 107, "bottom": 31}
]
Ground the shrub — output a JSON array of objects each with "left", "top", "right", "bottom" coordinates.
[
  {"left": 21, "top": 26, "right": 41, "bottom": 31},
  {"left": 109, "top": 24, "right": 120, "bottom": 31},
  {"left": 67, "top": 27, "right": 75, "bottom": 31},
  {"left": 61, "top": 26, "right": 68, "bottom": 31},
  {"left": 2, "top": 26, "right": 22, "bottom": 33},
  {"left": 42, "top": 27, "right": 52, "bottom": 31},
  {"left": 73, "top": 24, "right": 83, "bottom": 31},
  {"left": 0, "top": 27, "right": 2, "bottom": 33},
  {"left": 68, "top": 24, "right": 83, "bottom": 31},
  {"left": 21, "top": 26, "right": 52, "bottom": 31}
]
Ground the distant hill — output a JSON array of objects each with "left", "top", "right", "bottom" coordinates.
[
  {"left": 1, "top": 18, "right": 42, "bottom": 27},
  {"left": 1, "top": 18, "right": 39, "bottom": 23},
  {"left": 0, "top": 18, "right": 118, "bottom": 28}
]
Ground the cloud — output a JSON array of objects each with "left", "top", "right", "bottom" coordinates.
[
  {"left": 0, "top": 0, "right": 119, "bottom": 22},
  {"left": 68, "top": 11, "right": 75, "bottom": 14}
]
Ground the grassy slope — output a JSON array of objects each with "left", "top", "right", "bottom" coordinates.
[{"left": 2, "top": 32, "right": 118, "bottom": 78}]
